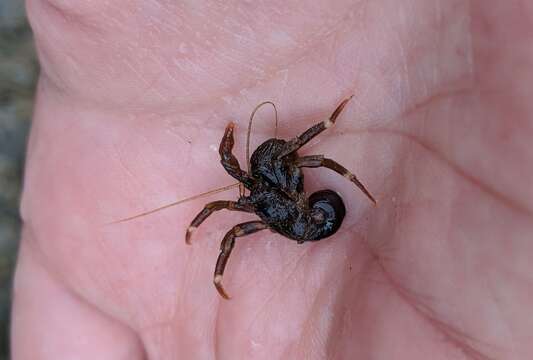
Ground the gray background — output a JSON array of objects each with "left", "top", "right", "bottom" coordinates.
[{"left": 0, "top": 1, "right": 38, "bottom": 358}]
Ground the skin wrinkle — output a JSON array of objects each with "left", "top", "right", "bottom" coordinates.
[
  {"left": 484, "top": 275, "right": 517, "bottom": 357},
  {"left": 188, "top": 55, "right": 235, "bottom": 89},
  {"left": 41, "top": 0, "right": 111, "bottom": 19},
  {"left": 286, "top": 304, "right": 325, "bottom": 359},
  {"left": 319, "top": 237, "right": 383, "bottom": 360},
  {"left": 316, "top": 236, "right": 416, "bottom": 359},
  {"left": 23, "top": 213, "right": 131, "bottom": 327},
  {"left": 116, "top": 54, "right": 155, "bottom": 93},
  {"left": 403, "top": 86, "right": 473, "bottom": 118},
  {"left": 139, "top": 235, "right": 221, "bottom": 357},
  {"left": 326, "top": 83, "right": 531, "bottom": 220},
  {"left": 324, "top": 279, "right": 361, "bottom": 359},
  {"left": 366, "top": 128, "right": 533, "bottom": 219},
  {"left": 136, "top": 68, "right": 169, "bottom": 103},
  {"left": 111, "top": 144, "right": 144, "bottom": 188},
  {"left": 80, "top": 152, "right": 168, "bottom": 330},
  {"left": 334, "top": 206, "right": 497, "bottom": 359},
  {"left": 179, "top": 217, "right": 234, "bottom": 360},
  {"left": 161, "top": 238, "right": 215, "bottom": 353},
  {"left": 33, "top": 1, "right": 371, "bottom": 115},
  {"left": 193, "top": 13, "right": 353, "bottom": 113},
  {"left": 374, "top": 258, "right": 495, "bottom": 360},
  {"left": 167, "top": 60, "right": 210, "bottom": 100},
  {"left": 163, "top": 125, "right": 192, "bottom": 146},
  {"left": 34, "top": 1, "right": 177, "bottom": 106},
  {"left": 37, "top": 0, "right": 107, "bottom": 36},
  {"left": 333, "top": 279, "right": 372, "bottom": 355},
  {"left": 367, "top": 194, "right": 513, "bottom": 357},
  {"left": 244, "top": 244, "right": 314, "bottom": 334},
  {"left": 397, "top": 32, "right": 412, "bottom": 101},
  {"left": 147, "top": 323, "right": 183, "bottom": 359},
  {"left": 288, "top": 262, "right": 346, "bottom": 360},
  {"left": 173, "top": 243, "right": 193, "bottom": 319},
  {"left": 14, "top": 241, "right": 149, "bottom": 359},
  {"left": 101, "top": 237, "right": 150, "bottom": 328},
  {"left": 18, "top": 233, "right": 146, "bottom": 348}
]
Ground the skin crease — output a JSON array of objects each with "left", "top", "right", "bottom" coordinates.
[{"left": 11, "top": 0, "right": 533, "bottom": 359}]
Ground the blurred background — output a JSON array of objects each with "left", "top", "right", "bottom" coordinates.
[{"left": 0, "top": 0, "right": 39, "bottom": 358}]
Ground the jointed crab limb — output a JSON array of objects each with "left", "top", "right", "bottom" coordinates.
[
  {"left": 295, "top": 155, "right": 376, "bottom": 205},
  {"left": 185, "top": 200, "right": 254, "bottom": 244},
  {"left": 214, "top": 221, "right": 268, "bottom": 299},
  {"left": 219, "top": 122, "right": 254, "bottom": 186},
  {"left": 277, "top": 95, "right": 354, "bottom": 158}
]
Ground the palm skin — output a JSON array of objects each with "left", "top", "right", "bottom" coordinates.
[{"left": 11, "top": 0, "right": 533, "bottom": 359}]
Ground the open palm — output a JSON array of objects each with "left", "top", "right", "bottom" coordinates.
[{"left": 13, "top": 1, "right": 533, "bottom": 359}]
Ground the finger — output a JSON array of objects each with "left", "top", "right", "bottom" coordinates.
[{"left": 11, "top": 239, "right": 146, "bottom": 360}]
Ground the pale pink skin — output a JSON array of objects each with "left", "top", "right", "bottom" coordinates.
[{"left": 11, "top": 0, "right": 533, "bottom": 359}]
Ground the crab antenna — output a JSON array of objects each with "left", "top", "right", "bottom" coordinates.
[
  {"left": 107, "top": 182, "right": 240, "bottom": 224},
  {"left": 246, "top": 101, "right": 279, "bottom": 172}
]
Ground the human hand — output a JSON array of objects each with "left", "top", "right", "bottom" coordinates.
[{"left": 12, "top": 1, "right": 533, "bottom": 359}]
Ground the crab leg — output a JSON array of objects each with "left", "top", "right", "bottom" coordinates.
[
  {"left": 219, "top": 122, "right": 254, "bottom": 186},
  {"left": 278, "top": 96, "right": 353, "bottom": 158},
  {"left": 295, "top": 155, "right": 376, "bottom": 205},
  {"left": 186, "top": 200, "right": 254, "bottom": 244},
  {"left": 214, "top": 221, "right": 268, "bottom": 299}
]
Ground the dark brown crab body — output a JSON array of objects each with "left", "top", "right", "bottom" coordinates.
[
  {"left": 247, "top": 138, "right": 345, "bottom": 242},
  {"left": 186, "top": 96, "right": 376, "bottom": 299}
]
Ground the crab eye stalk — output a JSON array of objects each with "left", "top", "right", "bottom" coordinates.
[{"left": 309, "top": 190, "right": 346, "bottom": 239}]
